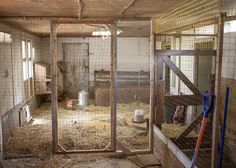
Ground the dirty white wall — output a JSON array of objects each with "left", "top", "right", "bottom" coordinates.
[
  {"left": 41, "top": 37, "right": 150, "bottom": 82},
  {"left": 0, "top": 23, "right": 42, "bottom": 153},
  {"left": 0, "top": 23, "right": 42, "bottom": 115}
]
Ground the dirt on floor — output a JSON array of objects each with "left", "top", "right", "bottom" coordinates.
[
  {"left": 3, "top": 154, "right": 140, "bottom": 168},
  {"left": 5, "top": 101, "right": 150, "bottom": 158}
]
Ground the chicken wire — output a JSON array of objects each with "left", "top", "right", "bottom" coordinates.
[{"left": 154, "top": 23, "right": 217, "bottom": 168}]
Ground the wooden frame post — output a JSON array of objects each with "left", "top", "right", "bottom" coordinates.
[
  {"left": 110, "top": 21, "right": 117, "bottom": 151},
  {"left": 50, "top": 20, "right": 58, "bottom": 154},
  {"left": 211, "top": 13, "right": 225, "bottom": 168},
  {"left": 149, "top": 19, "right": 155, "bottom": 152}
]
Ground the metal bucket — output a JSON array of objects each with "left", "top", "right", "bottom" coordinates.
[
  {"left": 78, "top": 90, "right": 88, "bottom": 107},
  {"left": 133, "top": 109, "right": 145, "bottom": 122}
]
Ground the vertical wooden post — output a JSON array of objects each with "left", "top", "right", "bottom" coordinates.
[
  {"left": 110, "top": 21, "right": 117, "bottom": 151},
  {"left": 149, "top": 19, "right": 155, "bottom": 152},
  {"left": 50, "top": 20, "right": 58, "bottom": 154},
  {"left": 211, "top": 13, "right": 225, "bottom": 168}
]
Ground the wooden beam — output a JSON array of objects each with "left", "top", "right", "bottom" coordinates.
[
  {"left": 50, "top": 20, "right": 58, "bottom": 154},
  {"left": 110, "top": 21, "right": 117, "bottom": 151},
  {"left": 155, "top": 33, "right": 217, "bottom": 37},
  {"left": 165, "top": 95, "right": 202, "bottom": 106},
  {"left": 211, "top": 13, "right": 225, "bottom": 168},
  {"left": 77, "top": 0, "right": 83, "bottom": 20},
  {"left": 149, "top": 18, "right": 155, "bottom": 152},
  {"left": 119, "top": 0, "right": 137, "bottom": 17},
  {"left": 55, "top": 18, "right": 113, "bottom": 24},
  {"left": 0, "top": 21, "right": 39, "bottom": 36},
  {"left": 154, "top": 80, "right": 165, "bottom": 128},
  {"left": 0, "top": 16, "right": 150, "bottom": 21},
  {"left": 175, "top": 112, "right": 203, "bottom": 142},
  {"left": 155, "top": 50, "right": 216, "bottom": 56},
  {"left": 162, "top": 56, "right": 202, "bottom": 96},
  {"left": 156, "top": 17, "right": 218, "bottom": 34}
]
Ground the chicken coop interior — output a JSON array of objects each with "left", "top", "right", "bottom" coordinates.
[{"left": 0, "top": 0, "right": 236, "bottom": 168}]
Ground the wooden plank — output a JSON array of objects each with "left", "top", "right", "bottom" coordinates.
[
  {"left": 162, "top": 56, "right": 202, "bottom": 96},
  {"left": 0, "top": 16, "right": 150, "bottom": 21},
  {"left": 50, "top": 20, "right": 58, "bottom": 154},
  {"left": 155, "top": 33, "right": 217, "bottom": 37},
  {"left": 175, "top": 112, "right": 203, "bottom": 142},
  {"left": 110, "top": 21, "right": 117, "bottom": 152},
  {"left": 154, "top": 80, "right": 165, "bottom": 128},
  {"left": 165, "top": 95, "right": 202, "bottom": 106},
  {"left": 77, "top": 0, "right": 83, "bottom": 19},
  {"left": 119, "top": 0, "right": 138, "bottom": 17},
  {"left": 156, "top": 49, "right": 216, "bottom": 56},
  {"left": 211, "top": 13, "right": 225, "bottom": 168},
  {"left": 149, "top": 18, "right": 155, "bottom": 152},
  {"left": 208, "top": 74, "right": 215, "bottom": 94}
]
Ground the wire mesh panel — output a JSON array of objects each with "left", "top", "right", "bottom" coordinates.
[
  {"left": 55, "top": 24, "right": 112, "bottom": 152},
  {"left": 154, "top": 23, "right": 217, "bottom": 168},
  {"left": 115, "top": 24, "right": 151, "bottom": 151},
  {"left": 0, "top": 20, "right": 52, "bottom": 158}
]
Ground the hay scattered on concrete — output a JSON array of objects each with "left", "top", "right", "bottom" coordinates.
[
  {"left": 5, "top": 102, "right": 150, "bottom": 157},
  {"left": 161, "top": 123, "right": 197, "bottom": 138}
]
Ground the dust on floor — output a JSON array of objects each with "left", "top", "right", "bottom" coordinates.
[
  {"left": 3, "top": 154, "right": 141, "bottom": 168},
  {"left": 5, "top": 101, "right": 150, "bottom": 158}
]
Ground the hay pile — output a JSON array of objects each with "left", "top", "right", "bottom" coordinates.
[
  {"left": 5, "top": 101, "right": 150, "bottom": 157},
  {"left": 161, "top": 123, "right": 197, "bottom": 138}
]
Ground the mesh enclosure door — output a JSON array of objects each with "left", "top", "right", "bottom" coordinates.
[
  {"left": 154, "top": 24, "right": 217, "bottom": 168},
  {"left": 56, "top": 24, "right": 112, "bottom": 152},
  {"left": 116, "top": 35, "right": 151, "bottom": 152}
]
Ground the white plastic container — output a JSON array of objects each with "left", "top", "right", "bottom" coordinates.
[
  {"left": 133, "top": 109, "right": 145, "bottom": 122},
  {"left": 78, "top": 90, "right": 88, "bottom": 106}
]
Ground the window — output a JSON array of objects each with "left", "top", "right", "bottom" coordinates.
[
  {"left": 22, "top": 40, "right": 34, "bottom": 81},
  {"left": 22, "top": 40, "right": 34, "bottom": 99},
  {"left": 0, "top": 32, "right": 12, "bottom": 43}
]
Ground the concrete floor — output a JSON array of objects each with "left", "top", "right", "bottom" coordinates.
[{"left": 3, "top": 154, "right": 161, "bottom": 168}]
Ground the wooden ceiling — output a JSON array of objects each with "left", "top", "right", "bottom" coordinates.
[
  {"left": 0, "top": 0, "right": 184, "bottom": 37},
  {"left": 0, "top": 0, "right": 183, "bottom": 18}
]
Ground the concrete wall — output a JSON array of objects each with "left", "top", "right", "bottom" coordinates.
[{"left": 0, "top": 23, "right": 42, "bottom": 152}]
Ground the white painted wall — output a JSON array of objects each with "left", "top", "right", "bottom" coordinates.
[
  {"left": 0, "top": 23, "right": 42, "bottom": 115},
  {"left": 41, "top": 37, "right": 150, "bottom": 82},
  {"left": 222, "top": 32, "right": 236, "bottom": 79}
]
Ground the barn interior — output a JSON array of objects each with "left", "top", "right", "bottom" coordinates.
[{"left": 0, "top": 0, "right": 236, "bottom": 168}]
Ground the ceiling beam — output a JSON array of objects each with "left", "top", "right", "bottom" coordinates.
[
  {"left": 78, "top": 0, "right": 83, "bottom": 20},
  {"left": 0, "top": 17, "right": 151, "bottom": 24},
  {"left": 119, "top": 0, "right": 137, "bottom": 18}
]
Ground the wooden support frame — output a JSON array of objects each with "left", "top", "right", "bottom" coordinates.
[
  {"left": 156, "top": 50, "right": 216, "bottom": 57},
  {"left": 50, "top": 20, "right": 59, "bottom": 154},
  {"left": 49, "top": 19, "right": 154, "bottom": 155},
  {"left": 149, "top": 18, "right": 155, "bottom": 152},
  {"left": 162, "top": 56, "right": 202, "bottom": 95},
  {"left": 211, "top": 13, "right": 225, "bottom": 168},
  {"left": 155, "top": 33, "right": 217, "bottom": 37},
  {"left": 119, "top": 0, "right": 137, "bottom": 17},
  {"left": 165, "top": 95, "right": 202, "bottom": 106},
  {"left": 110, "top": 21, "right": 117, "bottom": 152}
]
